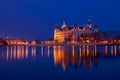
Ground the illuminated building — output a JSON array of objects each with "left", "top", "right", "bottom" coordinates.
[
  {"left": 54, "top": 18, "right": 99, "bottom": 43},
  {"left": 31, "top": 41, "right": 36, "bottom": 45},
  {"left": 3, "top": 39, "right": 29, "bottom": 45},
  {"left": 45, "top": 39, "right": 54, "bottom": 44}
]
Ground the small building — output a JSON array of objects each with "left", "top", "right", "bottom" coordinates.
[
  {"left": 3, "top": 39, "right": 29, "bottom": 45},
  {"left": 31, "top": 41, "right": 36, "bottom": 45},
  {"left": 45, "top": 39, "right": 54, "bottom": 44}
]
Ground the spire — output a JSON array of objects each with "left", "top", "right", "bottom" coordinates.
[
  {"left": 74, "top": 23, "right": 77, "bottom": 27},
  {"left": 94, "top": 25, "right": 98, "bottom": 32},
  {"left": 63, "top": 21, "right": 66, "bottom": 25},
  {"left": 88, "top": 17, "right": 91, "bottom": 24},
  {"left": 87, "top": 17, "right": 92, "bottom": 28},
  {"left": 55, "top": 24, "right": 59, "bottom": 29},
  {"left": 73, "top": 20, "right": 77, "bottom": 27},
  {"left": 88, "top": 18, "right": 91, "bottom": 22},
  {"left": 62, "top": 21, "right": 67, "bottom": 29}
]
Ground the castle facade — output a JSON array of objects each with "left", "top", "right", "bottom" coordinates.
[{"left": 54, "top": 19, "right": 99, "bottom": 43}]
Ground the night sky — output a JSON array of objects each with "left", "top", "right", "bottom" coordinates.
[{"left": 0, "top": 0, "right": 120, "bottom": 41}]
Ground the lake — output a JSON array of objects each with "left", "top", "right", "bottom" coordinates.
[{"left": 0, "top": 45, "right": 120, "bottom": 80}]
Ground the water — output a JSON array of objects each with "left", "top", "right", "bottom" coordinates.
[{"left": 0, "top": 45, "right": 120, "bottom": 80}]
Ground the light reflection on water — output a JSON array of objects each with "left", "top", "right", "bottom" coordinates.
[
  {"left": 0, "top": 45, "right": 120, "bottom": 71},
  {"left": 53, "top": 46, "right": 97, "bottom": 70},
  {"left": 6, "top": 46, "right": 36, "bottom": 61}
]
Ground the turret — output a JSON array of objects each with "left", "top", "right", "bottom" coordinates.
[
  {"left": 87, "top": 18, "right": 92, "bottom": 29},
  {"left": 54, "top": 24, "right": 60, "bottom": 33},
  {"left": 94, "top": 25, "right": 98, "bottom": 32},
  {"left": 55, "top": 24, "right": 59, "bottom": 29}
]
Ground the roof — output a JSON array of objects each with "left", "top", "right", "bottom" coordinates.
[
  {"left": 79, "top": 27, "right": 84, "bottom": 29},
  {"left": 46, "top": 38, "right": 54, "bottom": 41},
  {"left": 4, "top": 39, "right": 25, "bottom": 42},
  {"left": 68, "top": 27, "right": 74, "bottom": 30},
  {"left": 55, "top": 24, "right": 60, "bottom": 29}
]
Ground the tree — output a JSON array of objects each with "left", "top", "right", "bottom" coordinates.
[{"left": 35, "top": 38, "right": 41, "bottom": 44}]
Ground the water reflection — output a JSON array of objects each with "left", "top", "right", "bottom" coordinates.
[
  {"left": 53, "top": 45, "right": 120, "bottom": 71},
  {"left": 41, "top": 46, "right": 43, "bottom": 57},
  {"left": 5, "top": 46, "right": 36, "bottom": 61},
  {"left": 47, "top": 46, "right": 50, "bottom": 57},
  {"left": 32, "top": 46, "right": 36, "bottom": 57},
  {"left": 0, "top": 45, "right": 120, "bottom": 71}
]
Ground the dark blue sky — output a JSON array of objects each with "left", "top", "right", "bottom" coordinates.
[{"left": 0, "top": 0, "right": 120, "bottom": 40}]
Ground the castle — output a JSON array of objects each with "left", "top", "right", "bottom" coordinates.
[{"left": 54, "top": 19, "right": 99, "bottom": 43}]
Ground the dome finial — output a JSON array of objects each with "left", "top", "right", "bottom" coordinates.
[{"left": 62, "top": 21, "right": 67, "bottom": 29}]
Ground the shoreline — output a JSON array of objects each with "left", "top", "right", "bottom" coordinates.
[{"left": 1, "top": 43, "right": 120, "bottom": 46}]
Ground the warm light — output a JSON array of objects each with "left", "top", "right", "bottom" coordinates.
[
  {"left": 79, "top": 47, "right": 81, "bottom": 57},
  {"left": 21, "top": 46, "right": 24, "bottom": 58},
  {"left": 119, "top": 40, "right": 120, "bottom": 43},
  {"left": 5, "top": 46, "right": 36, "bottom": 61},
  {"left": 53, "top": 46, "right": 96, "bottom": 71},
  {"left": 83, "top": 46, "right": 85, "bottom": 54},
  {"left": 6, "top": 46, "right": 9, "bottom": 61},
  {"left": 94, "top": 46, "right": 97, "bottom": 55},
  {"left": 13, "top": 46, "right": 16, "bottom": 60},
  {"left": 31, "top": 41, "right": 36, "bottom": 45},
  {"left": 114, "top": 40, "right": 117, "bottom": 42},
  {"left": 72, "top": 46, "right": 74, "bottom": 57},
  {"left": 47, "top": 46, "right": 50, "bottom": 57},
  {"left": 32, "top": 46, "right": 36, "bottom": 57},
  {"left": 41, "top": 46, "right": 43, "bottom": 57},
  {"left": 10, "top": 46, "right": 13, "bottom": 60},
  {"left": 86, "top": 40, "right": 90, "bottom": 43},
  {"left": 114, "top": 45, "right": 116, "bottom": 56},
  {"left": 111, "top": 46, "right": 113, "bottom": 55},
  {"left": 86, "top": 46, "right": 89, "bottom": 56},
  {"left": 105, "top": 46, "right": 107, "bottom": 55},
  {"left": 25, "top": 46, "right": 28, "bottom": 58},
  {"left": 17, "top": 46, "right": 21, "bottom": 60},
  {"left": 104, "top": 40, "right": 108, "bottom": 44}
]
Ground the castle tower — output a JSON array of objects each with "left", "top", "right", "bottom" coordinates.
[
  {"left": 94, "top": 25, "right": 98, "bottom": 32},
  {"left": 87, "top": 18, "right": 92, "bottom": 29},
  {"left": 54, "top": 24, "right": 60, "bottom": 42}
]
